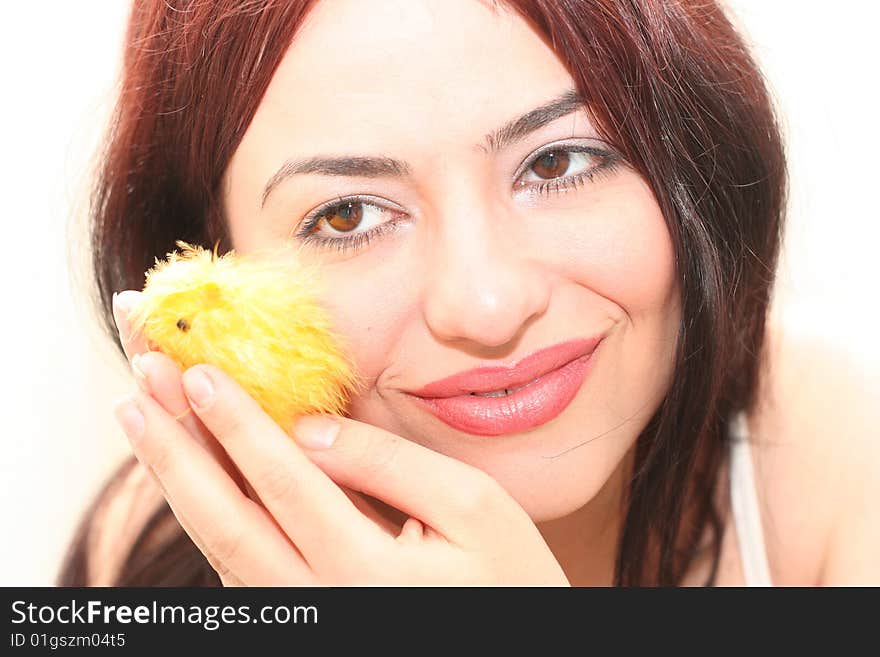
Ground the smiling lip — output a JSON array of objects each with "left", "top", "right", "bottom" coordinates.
[
  {"left": 409, "top": 337, "right": 602, "bottom": 398},
  {"left": 405, "top": 337, "right": 603, "bottom": 436}
]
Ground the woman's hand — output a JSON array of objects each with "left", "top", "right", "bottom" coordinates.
[{"left": 110, "top": 291, "right": 570, "bottom": 586}]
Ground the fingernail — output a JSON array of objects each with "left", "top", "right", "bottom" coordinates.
[
  {"left": 293, "top": 415, "right": 340, "bottom": 450},
  {"left": 114, "top": 395, "right": 145, "bottom": 443},
  {"left": 112, "top": 293, "right": 124, "bottom": 335},
  {"left": 114, "top": 290, "right": 140, "bottom": 314},
  {"left": 113, "top": 290, "right": 139, "bottom": 338},
  {"left": 182, "top": 366, "right": 215, "bottom": 410},
  {"left": 116, "top": 290, "right": 141, "bottom": 312},
  {"left": 131, "top": 353, "right": 150, "bottom": 392}
]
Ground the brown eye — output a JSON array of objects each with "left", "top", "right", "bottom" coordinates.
[
  {"left": 176, "top": 319, "right": 190, "bottom": 332},
  {"left": 530, "top": 150, "right": 571, "bottom": 179},
  {"left": 321, "top": 201, "right": 363, "bottom": 232}
]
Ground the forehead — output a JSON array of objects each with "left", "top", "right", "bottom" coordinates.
[{"left": 240, "top": 0, "right": 575, "bottom": 156}]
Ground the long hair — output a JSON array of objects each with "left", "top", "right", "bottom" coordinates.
[{"left": 58, "top": 0, "right": 786, "bottom": 587}]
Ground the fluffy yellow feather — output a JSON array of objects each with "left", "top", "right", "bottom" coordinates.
[{"left": 127, "top": 240, "right": 364, "bottom": 434}]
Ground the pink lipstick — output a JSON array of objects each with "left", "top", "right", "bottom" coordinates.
[{"left": 406, "top": 337, "right": 602, "bottom": 436}]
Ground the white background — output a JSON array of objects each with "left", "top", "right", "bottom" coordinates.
[{"left": 0, "top": 1, "right": 877, "bottom": 585}]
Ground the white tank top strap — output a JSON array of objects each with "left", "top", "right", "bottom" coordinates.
[{"left": 728, "top": 410, "right": 774, "bottom": 586}]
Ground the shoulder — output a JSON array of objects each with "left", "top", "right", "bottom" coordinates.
[
  {"left": 746, "top": 320, "right": 880, "bottom": 585},
  {"left": 87, "top": 459, "right": 165, "bottom": 586}
]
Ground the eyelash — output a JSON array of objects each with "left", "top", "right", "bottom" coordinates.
[{"left": 293, "top": 144, "right": 621, "bottom": 254}]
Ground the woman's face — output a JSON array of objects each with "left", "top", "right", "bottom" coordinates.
[{"left": 222, "top": 0, "right": 680, "bottom": 522}]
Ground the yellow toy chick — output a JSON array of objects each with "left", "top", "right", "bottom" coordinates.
[{"left": 127, "top": 240, "right": 364, "bottom": 434}]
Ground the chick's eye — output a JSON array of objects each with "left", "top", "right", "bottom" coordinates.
[{"left": 176, "top": 318, "right": 190, "bottom": 332}]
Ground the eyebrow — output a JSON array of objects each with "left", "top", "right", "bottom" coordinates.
[{"left": 260, "top": 87, "right": 585, "bottom": 208}]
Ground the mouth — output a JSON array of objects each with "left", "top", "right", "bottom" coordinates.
[
  {"left": 406, "top": 336, "right": 603, "bottom": 436},
  {"left": 466, "top": 384, "right": 532, "bottom": 397}
]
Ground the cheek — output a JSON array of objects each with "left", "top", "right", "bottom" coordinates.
[
  {"left": 549, "top": 175, "right": 678, "bottom": 316},
  {"left": 311, "top": 256, "right": 418, "bottom": 389},
  {"left": 555, "top": 175, "right": 681, "bottom": 405}
]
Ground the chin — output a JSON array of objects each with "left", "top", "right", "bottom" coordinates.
[
  {"left": 499, "top": 467, "right": 612, "bottom": 523},
  {"left": 481, "top": 421, "right": 639, "bottom": 526},
  {"left": 518, "top": 495, "right": 597, "bottom": 524}
]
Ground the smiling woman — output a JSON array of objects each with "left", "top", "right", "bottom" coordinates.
[{"left": 56, "top": 0, "right": 878, "bottom": 587}]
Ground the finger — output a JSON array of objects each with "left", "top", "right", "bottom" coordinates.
[
  {"left": 137, "top": 458, "right": 246, "bottom": 586},
  {"left": 132, "top": 350, "right": 247, "bottom": 492},
  {"left": 293, "top": 415, "right": 522, "bottom": 547},
  {"left": 180, "top": 364, "right": 393, "bottom": 575},
  {"left": 113, "top": 390, "right": 318, "bottom": 586},
  {"left": 112, "top": 290, "right": 149, "bottom": 361},
  {"left": 341, "top": 488, "right": 406, "bottom": 537},
  {"left": 114, "top": 291, "right": 259, "bottom": 507},
  {"left": 397, "top": 516, "right": 424, "bottom": 543}
]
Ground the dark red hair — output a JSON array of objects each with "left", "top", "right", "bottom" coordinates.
[{"left": 59, "top": 0, "right": 785, "bottom": 586}]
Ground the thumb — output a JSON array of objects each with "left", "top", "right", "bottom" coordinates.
[{"left": 291, "top": 414, "right": 513, "bottom": 547}]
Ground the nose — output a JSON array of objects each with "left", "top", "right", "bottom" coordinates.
[{"left": 420, "top": 196, "right": 551, "bottom": 349}]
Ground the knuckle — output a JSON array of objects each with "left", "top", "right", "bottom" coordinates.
[
  {"left": 219, "top": 575, "right": 241, "bottom": 587},
  {"left": 212, "top": 410, "right": 245, "bottom": 444},
  {"left": 146, "top": 443, "right": 173, "bottom": 479},
  {"left": 258, "top": 459, "right": 301, "bottom": 503},
  {"left": 357, "top": 434, "right": 402, "bottom": 490},
  {"left": 207, "top": 553, "right": 234, "bottom": 580},
  {"left": 204, "top": 528, "right": 244, "bottom": 569}
]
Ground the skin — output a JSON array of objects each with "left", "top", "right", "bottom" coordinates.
[
  {"left": 109, "top": 0, "right": 880, "bottom": 585},
  {"left": 113, "top": 0, "right": 678, "bottom": 586}
]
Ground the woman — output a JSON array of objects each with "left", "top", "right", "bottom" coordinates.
[{"left": 58, "top": 0, "right": 878, "bottom": 586}]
